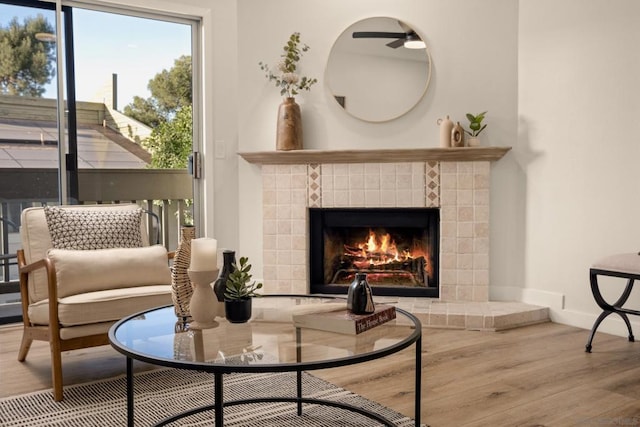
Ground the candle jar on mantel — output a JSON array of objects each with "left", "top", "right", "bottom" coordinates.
[{"left": 276, "top": 97, "right": 303, "bottom": 151}]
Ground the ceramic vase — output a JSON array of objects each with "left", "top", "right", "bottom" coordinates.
[
  {"left": 347, "top": 272, "right": 376, "bottom": 314},
  {"left": 171, "top": 226, "right": 196, "bottom": 323},
  {"left": 437, "top": 115, "right": 454, "bottom": 148},
  {"left": 213, "top": 250, "right": 236, "bottom": 318},
  {"left": 451, "top": 122, "right": 465, "bottom": 147},
  {"left": 276, "top": 97, "right": 303, "bottom": 151}
]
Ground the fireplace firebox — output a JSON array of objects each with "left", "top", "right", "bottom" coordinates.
[{"left": 309, "top": 208, "right": 439, "bottom": 297}]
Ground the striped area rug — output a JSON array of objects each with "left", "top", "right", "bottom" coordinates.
[{"left": 0, "top": 369, "right": 420, "bottom": 426}]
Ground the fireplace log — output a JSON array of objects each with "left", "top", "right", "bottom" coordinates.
[
  {"left": 410, "top": 257, "right": 427, "bottom": 285},
  {"left": 330, "top": 255, "right": 428, "bottom": 286},
  {"left": 343, "top": 248, "right": 398, "bottom": 262},
  {"left": 375, "top": 257, "right": 427, "bottom": 281},
  {"left": 342, "top": 253, "right": 399, "bottom": 263}
]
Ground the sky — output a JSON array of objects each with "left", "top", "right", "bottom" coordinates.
[{"left": 1, "top": 3, "right": 191, "bottom": 109}]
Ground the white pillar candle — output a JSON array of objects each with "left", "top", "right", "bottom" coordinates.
[{"left": 190, "top": 237, "right": 217, "bottom": 271}]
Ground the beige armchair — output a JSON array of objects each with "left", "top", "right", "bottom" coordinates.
[{"left": 16, "top": 204, "right": 174, "bottom": 401}]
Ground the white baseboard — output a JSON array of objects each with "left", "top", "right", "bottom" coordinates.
[
  {"left": 490, "top": 286, "right": 564, "bottom": 310},
  {"left": 551, "top": 307, "right": 640, "bottom": 340},
  {"left": 491, "top": 286, "right": 640, "bottom": 339}
]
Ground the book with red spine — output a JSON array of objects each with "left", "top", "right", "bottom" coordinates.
[{"left": 292, "top": 304, "right": 396, "bottom": 335}]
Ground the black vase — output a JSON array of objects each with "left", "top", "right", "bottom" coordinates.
[
  {"left": 214, "top": 250, "right": 236, "bottom": 302},
  {"left": 225, "top": 298, "right": 252, "bottom": 323},
  {"left": 347, "top": 272, "right": 376, "bottom": 314}
]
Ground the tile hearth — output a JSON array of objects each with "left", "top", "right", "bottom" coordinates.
[{"left": 374, "top": 296, "right": 549, "bottom": 331}]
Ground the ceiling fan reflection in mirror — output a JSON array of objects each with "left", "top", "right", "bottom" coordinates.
[
  {"left": 352, "top": 21, "right": 426, "bottom": 49},
  {"left": 326, "top": 16, "right": 432, "bottom": 122}
]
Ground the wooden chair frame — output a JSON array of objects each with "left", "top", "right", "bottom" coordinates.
[{"left": 16, "top": 249, "right": 174, "bottom": 401}]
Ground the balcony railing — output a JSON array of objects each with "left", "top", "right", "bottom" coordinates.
[{"left": 0, "top": 168, "right": 192, "bottom": 323}]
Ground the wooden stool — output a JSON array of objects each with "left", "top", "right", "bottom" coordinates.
[{"left": 585, "top": 252, "right": 640, "bottom": 352}]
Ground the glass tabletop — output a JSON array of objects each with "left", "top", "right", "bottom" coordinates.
[{"left": 109, "top": 295, "right": 421, "bottom": 373}]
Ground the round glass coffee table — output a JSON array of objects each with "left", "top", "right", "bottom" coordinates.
[{"left": 109, "top": 295, "right": 422, "bottom": 426}]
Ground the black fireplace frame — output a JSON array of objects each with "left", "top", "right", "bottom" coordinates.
[{"left": 309, "top": 207, "right": 439, "bottom": 298}]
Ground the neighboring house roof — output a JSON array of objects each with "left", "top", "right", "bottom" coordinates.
[{"left": 0, "top": 118, "right": 149, "bottom": 169}]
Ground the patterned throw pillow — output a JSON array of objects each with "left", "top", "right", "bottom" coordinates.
[{"left": 44, "top": 206, "right": 144, "bottom": 250}]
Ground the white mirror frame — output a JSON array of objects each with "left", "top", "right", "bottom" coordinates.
[{"left": 325, "top": 17, "right": 432, "bottom": 123}]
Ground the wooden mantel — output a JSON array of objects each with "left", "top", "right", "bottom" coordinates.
[{"left": 238, "top": 146, "right": 511, "bottom": 165}]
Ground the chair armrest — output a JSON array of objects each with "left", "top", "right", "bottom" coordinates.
[{"left": 17, "top": 249, "right": 61, "bottom": 328}]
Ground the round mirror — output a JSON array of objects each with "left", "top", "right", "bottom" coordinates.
[{"left": 326, "top": 17, "right": 432, "bottom": 123}]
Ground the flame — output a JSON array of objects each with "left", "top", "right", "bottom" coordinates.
[
  {"left": 345, "top": 229, "right": 419, "bottom": 268},
  {"left": 361, "top": 230, "right": 395, "bottom": 258},
  {"left": 331, "top": 228, "right": 432, "bottom": 285}
]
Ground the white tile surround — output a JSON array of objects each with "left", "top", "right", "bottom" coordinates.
[
  {"left": 263, "top": 161, "right": 490, "bottom": 301},
  {"left": 252, "top": 149, "right": 548, "bottom": 330}
]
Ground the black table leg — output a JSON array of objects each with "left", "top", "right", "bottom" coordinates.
[
  {"left": 296, "top": 327, "right": 303, "bottom": 416},
  {"left": 127, "top": 357, "right": 134, "bottom": 427},
  {"left": 296, "top": 371, "right": 303, "bottom": 416},
  {"left": 415, "top": 336, "right": 422, "bottom": 427},
  {"left": 215, "top": 373, "right": 223, "bottom": 426}
]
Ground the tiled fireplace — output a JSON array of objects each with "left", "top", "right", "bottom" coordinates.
[
  {"left": 241, "top": 148, "right": 549, "bottom": 330},
  {"left": 244, "top": 148, "right": 510, "bottom": 303}
]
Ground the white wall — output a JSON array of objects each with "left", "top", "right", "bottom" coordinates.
[
  {"left": 99, "top": 0, "right": 640, "bottom": 336},
  {"left": 517, "top": 0, "right": 640, "bottom": 335},
  {"left": 236, "top": 0, "right": 520, "bottom": 292}
]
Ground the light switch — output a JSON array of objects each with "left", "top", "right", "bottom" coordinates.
[{"left": 215, "top": 140, "right": 226, "bottom": 159}]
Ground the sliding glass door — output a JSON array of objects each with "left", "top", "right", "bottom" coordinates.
[
  {"left": 0, "top": 0, "right": 199, "bottom": 323},
  {"left": 0, "top": 0, "right": 63, "bottom": 323},
  {"left": 69, "top": 5, "right": 196, "bottom": 245}
]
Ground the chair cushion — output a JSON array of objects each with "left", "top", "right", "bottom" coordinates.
[
  {"left": 59, "top": 322, "right": 116, "bottom": 341},
  {"left": 28, "top": 285, "right": 171, "bottom": 327},
  {"left": 44, "top": 205, "right": 144, "bottom": 250},
  {"left": 592, "top": 253, "right": 640, "bottom": 275},
  {"left": 47, "top": 245, "right": 171, "bottom": 298}
]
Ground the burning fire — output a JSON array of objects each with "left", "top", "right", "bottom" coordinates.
[
  {"left": 345, "top": 229, "right": 414, "bottom": 268},
  {"left": 327, "top": 227, "right": 431, "bottom": 286}
]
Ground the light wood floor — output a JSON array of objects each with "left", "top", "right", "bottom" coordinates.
[{"left": 2, "top": 320, "right": 640, "bottom": 426}]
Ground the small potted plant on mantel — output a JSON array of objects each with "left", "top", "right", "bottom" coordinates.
[
  {"left": 224, "top": 257, "right": 263, "bottom": 323},
  {"left": 464, "top": 111, "right": 487, "bottom": 147}
]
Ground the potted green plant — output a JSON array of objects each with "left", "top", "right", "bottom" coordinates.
[
  {"left": 224, "top": 256, "right": 262, "bottom": 323},
  {"left": 464, "top": 111, "right": 487, "bottom": 147}
]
